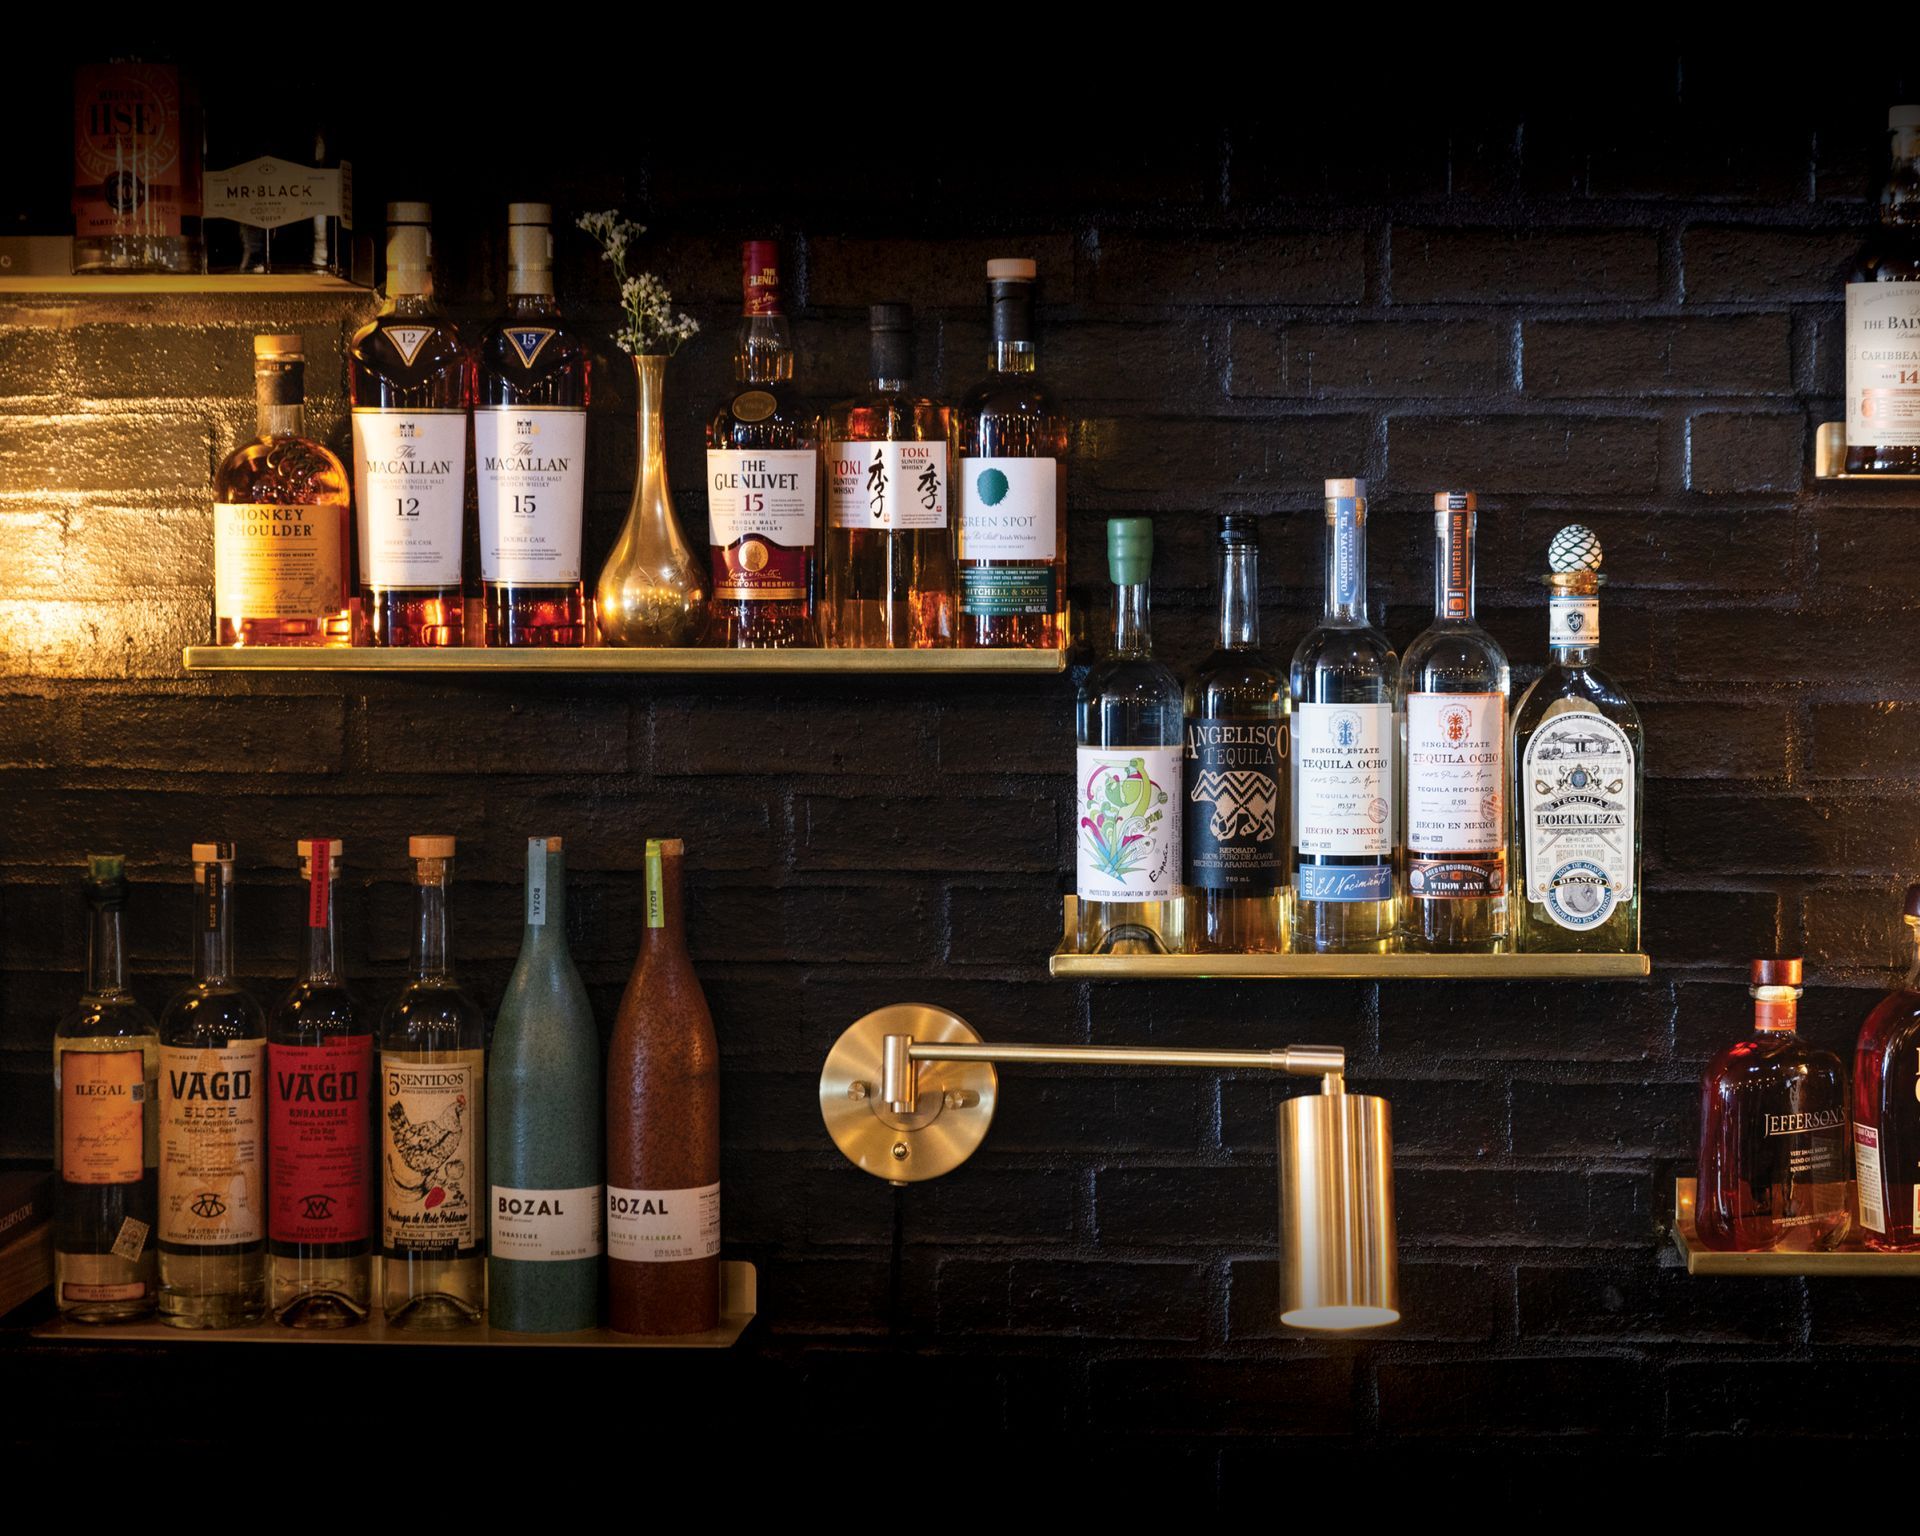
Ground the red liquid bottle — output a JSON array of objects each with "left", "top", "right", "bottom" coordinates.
[
  {"left": 1852, "top": 883, "right": 1920, "bottom": 1250},
  {"left": 1696, "top": 958, "right": 1851, "bottom": 1252}
]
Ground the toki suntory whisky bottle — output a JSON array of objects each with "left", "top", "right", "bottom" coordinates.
[
  {"left": 1290, "top": 479, "right": 1397, "bottom": 954},
  {"left": 1075, "top": 518, "right": 1184, "bottom": 956},
  {"left": 1696, "top": 959, "right": 1850, "bottom": 1253},
  {"left": 379, "top": 836, "right": 488, "bottom": 1327},
  {"left": 607, "top": 839, "right": 721, "bottom": 1336},
  {"left": 705, "top": 240, "right": 820, "bottom": 648},
  {"left": 1510, "top": 526, "right": 1643, "bottom": 951},
  {"left": 487, "top": 837, "right": 603, "bottom": 1333},
  {"left": 955, "top": 258, "right": 1068, "bottom": 649},
  {"left": 212, "top": 335, "right": 351, "bottom": 646},
  {"left": 475, "top": 204, "right": 592, "bottom": 646},
  {"left": 1399, "top": 492, "right": 1510, "bottom": 952},
  {"left": 348, "top": 202, "right": 470, "bottom": 646},
  {"left": 268, "top": 838, "right": 373, "bottom": 1327},
  {"left": 821, "top": 303, "right": 954, "bottom": 647},
  {"left": 1851, "top": 884, "right": 1920, "bottom": 1250},
  {"left": 54, "top": 856, "right": 159, "bottom": 1321},
  {"left": 157, "top": 842, "right": 268, "bottom": 1327},
  {"left": 1183, "top": 515, "right": 1287, "bottom": 953},
  {"left": 1845, "top": 105, "right": 1920, "bottom": 475}
]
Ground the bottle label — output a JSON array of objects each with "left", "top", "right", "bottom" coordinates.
[
  {"left": 526, "top": 839, "right": 549, "bottom": 927},
  {"left": 269, "top": 1035, "right": 373, "bottom": 1245},
  {"left": 826, "top": 441, "right": 948, "bottom": 531},
  {"left": 1329, "top": 497, "right": 1363, "bottom": 609},
  {"left": 73, "top": 62, "right": 195, "bottom": 237},
  {"left": 1522, "top": 710, "right": 1636, "bottom": 930},
  {"left": 1293, "top": 700, "right": 1393, "bottom": 873},
  {"left": 491, "top": 1185, "right": 604, "bottom": 1262},
  {"left": 476, "top": 406, "right": 587, "bottom": 584},
  {"left": 1856, "top": 1123, "right": 1886, "bottom": 1234},
  {"left": 956, "top": 457, "right": 1056, "bottom": 563},
  {"left": 1076, "top": 745, "right": 1181, "bottom": 903},
  {"left": 351, "top": 408, "right": 468, "bottom": 587},
  {"left": 60, "top": 1049, "right": 149, "bottom": 1186},
  {"left": 214, "top": 501, "right": 348, "bottom": 624},
  {"left": 1182, "top": 716, "right": 1284, "bottom": 893},
  {"left": 307, "top": 842, "right": 331, "bottom": 926},
  {"left": 1549, "top": 595, "right": 1599, "bottom": 648},
  {"left": 381, "top": 1052, "right": 483, "bottom": 1257},
  {"left": 606, "top": 1182, "right": 721, "bottom": 1263},
  {"left": 958, "top": 566, "right": 1056, "bottom": 617},
  {"left": 159, "top": 1041, "right": 266, "bottom": 1247},
  {"left": 202, "top": 158, "right": 348, "bottom": 230},
  {"left": 706, "top": 448, "right": 817, "bottom": 601},
  {"left": 646, "top": 842, "right": 665, "bottom": 929},
  {"left": 1406, "top": 692, "right": 1506, "bottom": 899},
  {"left": 1846, "top": 281, "right": 1920, "bottom": 447}
]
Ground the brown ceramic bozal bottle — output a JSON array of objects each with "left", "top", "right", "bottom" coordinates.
[{"left": 606, "top": 838, "right": 720, "bottom": 1334}]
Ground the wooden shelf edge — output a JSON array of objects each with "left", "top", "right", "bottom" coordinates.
[
  {"left": 0, "top": 274, "right": 371, "bottom": 297},
  {"left": 1813, "top": 420, "right": 1920, "bottom": 482},
  {"left": 1670, "top": 1179, "right": 1920, "bottom": 1276},
  {"left": 182, "top": 645, "right": 1068, "bottom": 675}
]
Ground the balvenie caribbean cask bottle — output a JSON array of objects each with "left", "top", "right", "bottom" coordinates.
[{"left": 1846, "top": 104, "right": 1920, "bottom": 474}]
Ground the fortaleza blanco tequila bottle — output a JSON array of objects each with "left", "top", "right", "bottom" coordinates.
[
  {"left": 1075, "top": 519, "right": 1184, "bottom": 955},
  {"left": 1510, "top": 525, "right": 1643, "bottom": 951}
]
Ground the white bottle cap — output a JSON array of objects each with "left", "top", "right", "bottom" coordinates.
[
  {"left": 507, "top": 202, "right": 552, "bottom": 226},
  {"left": 386, "top": 201, "right": 432, "bottom": 225},
  {"left": 986, "top": 258, "right": 1037, "bottom": 281},
  {"left": 1892, "top": 106, "right": 1920, "bottom": 130},
  {"left": 1325, "top": 477, "right": 1366, "bottom": 498},
  {"left": 254, "top": 334, "right": 302, "bottom": 359}
]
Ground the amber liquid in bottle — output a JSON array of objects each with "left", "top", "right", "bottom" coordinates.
[
  {"left": 607, "top": 839, "right": 720, "bottom": 1335},
  {"left": 1845, "top": 107, "right": 1920, "bottom": 475},
  {"left": 1852, "top": 889, "right": 1920, "bottom": 1250}
]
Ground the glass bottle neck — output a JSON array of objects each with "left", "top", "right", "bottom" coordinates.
[
  {"left": 506, "top": 279, "right": 556, "bottom": 307},
  {"left": 86, "top": 899, "right": 128, "bottom": 998},
  {"left": 194, "top": 863, "right": 236, "bottom": 986},
  {"left": 643, "top": 846, "right": 688, "bottom": 950},
  {"left": 736, "top": 315, "right": 794, "bottom": 384},
  {"left": 524, "top": 843, "right": 568, "bottom": 942},
  {"left": 302, "top": 870, "right": 341, "bottom": 983},
  {"left": 1323, "top": 502, "right": 1367, "bottom": 623},
  {"left": 410, "top": 869, "right": 455, "bottom": 983},
  {"left": 1112, "top": 581, "right": 1153, "bottom": 658},
  {"left": 992, "top": 339, "right": 1036, "bottom": 375},
  {"left": 1217, "top": 545, "right": 1259, "bottom": 648},
  {"left": 384, "top": 289, "right": 437, "bottom": 315},
  {"left": 1886, "top": 129, "right": 1920, "bottom": 226},
  {"left": 1906, "top": 924, "right": 1920, "bottom": 988},
  {"left": 1432, "top": 512, "right": 1477, "bottom": 622},
  {"left": 1752, "top": 993, "right": 1798, "bottom": 1034}
]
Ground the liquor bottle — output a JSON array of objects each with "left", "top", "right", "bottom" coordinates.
[
  {"left": 821, "top": 303, "right": 954, "bottom": 648},
  {"left": 1851, "top": 883, "right": 1920, "bottom": 1250},
  {"left": 53, "top": 855, "right": 159, "bottom": 1321},
  {"left": 212, "top": 334, "right": 351, "bottom": 647},
  {"left": 1398, "top": 492, "right": 1510, "bottom": 952},
  {"left": 607, "top": 838, "right": 720, "bottom": 1335},
  {"left": 379, "top": 836, "right": 488, "bottom": 1327},
  {"left": 1075, "top": 519, "right": 1184, "bottom": 955},
  {"left": 1696, "top": 959, "right": 1850, "bottom": 1252},
  {"left": 488, "top": 837, "right": 603, "bottom": 1333},
  {"left": 203, "top": 110, "right": 350, "bottom": 276},
  {"left": 157, "top": 842, "right": 268, "bottom": 1327},
  {"left": 347, "top": 202, "right": 470, "bottom": 647},
  {"left": 1509, "top": 526, "right": 1643, "bottom": 951},
  {"left": 475, "top": 204, "right": 592, "bottom": 647},
  {"left": 268, "top": 838, "right": 373, "bottom": 1327},
  {"left": 704, "top": 241, "right": 819, "bottom": 648},
  {"left": 72, "top": 59, "right": 202, "bottom": 274},
  {"left": 1290, "top": 479, "right": 1398, "bottom": 953},
  {"left": 955, "top": 259, "right": 1067, "bottom": 649},
  {"left": 1845, "top": 105, "right": 1920, "bottom": 475},
  {"left": 1183, "top": 515, "right": 1286, "bottom": 953}
]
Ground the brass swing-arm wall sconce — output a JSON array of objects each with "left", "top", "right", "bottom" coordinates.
[{"left": 818, "top": 1004, "right": 1399, "bottom": 1332}]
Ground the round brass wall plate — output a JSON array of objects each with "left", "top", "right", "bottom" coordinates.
[{"left": 819, "top": 1004, "right": 998, "bottom": 1184}]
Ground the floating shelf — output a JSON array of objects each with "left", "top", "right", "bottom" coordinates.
[
  {"left": 30, "top": 1259, "right": 755, "bottom": 1349},
  {"left": 183, "top": 644, "right": 1068, "bottom": 675},
  {"left": 1048, "top": 899, "right": 1649, "bottom": 979},
  {"left": 0, "top": 272, "right": 370, "bottom": 297},
  {"left": 1670, "top": 1180, "right": 1920, "bottom": 1276},
  {"left": 1814, "top": 422, "right": 1920, "bottom": 482}
]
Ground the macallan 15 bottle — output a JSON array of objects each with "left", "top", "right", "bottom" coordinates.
[
  {"left": 347, "top": 202, "right": 470, "bottom": 646},
  {"left": 1695, "top": 958, "right": 1850, "bottom": 1253},
  {"left": 1852, "top": 883, "right": 1920, "bottom": 1250},
  {"left": 1845, "top": 104, "right": 1920, "bottom": 475},
  {"left": 268, "top": 838, "right": 373, "bottom": 1327},
  {"left": 955, "top": 259, "right": 1067, "bottom": 649},
  {"left": 821, "top": 303, "right": 954, "bottom": 648},
  {"left": 475, "top": 203, "right": 591, "bottom": 647},
  {"left": 705, "top": 240, "right": 819, "bottom": 648},
  {"left": 213, "top": 335, "right": 351, "bottom": 646}
]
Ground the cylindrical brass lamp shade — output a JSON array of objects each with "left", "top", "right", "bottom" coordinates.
[{"left": 1278, "top": 1089, "right": 1398, "bottom": 1330}]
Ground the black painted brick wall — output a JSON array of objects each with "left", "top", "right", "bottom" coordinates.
[{"left": 3, "top": 61, "right": 1919, "bottom": 1490}]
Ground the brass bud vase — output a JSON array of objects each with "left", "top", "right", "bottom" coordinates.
[{"left": 596, "top": 353, "right": 705, "bottom": 645}]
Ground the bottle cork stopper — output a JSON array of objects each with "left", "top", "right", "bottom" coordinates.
[
  {"left": 1750, "top": 957, "right": 1803, "bottom": 988},
  {"left": 1434, "top": 490, "right": 1476, "bottom": 511},
  {"left": 644, "top": 837, "right": 685, "bottom": 858},
  {"left": 986, "top": 258, "right": 1037, "bottom": 281},
  {"left": 1325, "top": 477, "right": 1366, "bottom": 499},
  {"left": 409, "top": 835, "right": 456, "bottom": 859},
  {"left": 534, "top": 835, "right": 563, "bottom": 852},
  {"left": 254, "top": 334, "right": 302, "bottom": 359},
  {"left": 296, "top": 838, "right": 344, "bottom": 860},
  {"left": 190, "top": 842, "right": 232, "bottom": 864},
  {"left": 507, "top": 202, "right": 551, "bottom": 226}
]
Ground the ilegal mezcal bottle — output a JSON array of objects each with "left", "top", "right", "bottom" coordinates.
[
  {"left": 1183, "top": 515, "right": 1287, "bottom": 953},
  {"left": 53, "top": 855, "right": 159, "bottom": 1321},
  {"left": 157, "top": 842, "right": 269, "bottom": 1328},
  {"left": 268, "top": 838, "right": 373, "bottom": 1327},
  {"left": 1696, "top": 959, "right": 1850, "bottom": 1253},
  {"left": 1399, "top": 492, "right": 1510, "bottom": 952},
  {"left": 821, "top": 303, "right": 954, "bottom": 648},
  {"left": 1075, "top": 518, "right": 1184, "bottom": 955},
  {"left": 379, "top": 836, "right": 488, "bottom": 1327},
  {"left": 1510, "top": 526, "right": 1643, "bottom": 951},
  {"left": 1290, "top": 479, "right": 1397, "bottom": 953},
  {"left": 1851, "top": 883, "right": 1920, "bottom": 1250},
  {"left": 475, "top": 203, "right": 592, "bottom": 647},
  {"left": 1845, "top": 104, "right": 1920, "bottom": 475},
  {"left": 348, "top": 202, "right": 470, "bottom": 646}
]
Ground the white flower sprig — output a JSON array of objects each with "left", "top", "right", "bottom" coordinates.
[{"left": 577, "top": 209, "right": 700, "bottom": 358}]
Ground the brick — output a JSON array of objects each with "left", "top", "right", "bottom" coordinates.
[
  {"left": 937, "top": 1258, "right": 1206, "bottom": 1341},
  {"left": 798, "top": 792, "right": 1055, "bottom": 873},
  {"left": 1042, "top": 320, "right": 1223, "bottom": 408},
  {"left": 1094, "top": 1165, "right": 1273, "bottom": 1246},
  {"left": 808, "top": 236, "right": 1080, "bottom": 309},
  {"left": 1510, "top": 1077, "right": 1694, "bottom": 1158},
  {"left": 1638, "top": 703, "right": 1790, "bottom": 780},
  {"left": 1667, "top": 1362, "right": 1920, "bottom": 1438},
  {"left": 1538, "top": 122, "right": 1814, "bottom": 204},
  {"left": 1393, "top": 1168, "right": 1654, "bottom": 1244},
  {"left": 1388, "top": 414, "right": 1660, "bottom": 496},
  {"left": 935, "top": 694, "right": 1073, "bottom": 775},
  {"left": 76, "top": 693, "right": 346, "bottom": 774},
  {"left": 1523, "top": 316, "right": 1793, "bottom": 397},
  {"left": 0, "top": 413, "right": 209, "bottom": 493},
  {"left": 943, "top": 881, "right": 1072, "bottom": 968},
  {"left": 1803, "top": 882, "right": 1914, "bottom": 970},
  {"left": 650, "top": 696, "right": 934, "bottom": 778},
  {"left": 365, "top": 694, "right": 628, "bottom": 775},
  {"left": 1378, "top": 1358, "right": 1658, "bottom": 1436},
  {"left": 0, "top": 326, "right": 69, "bottom": 398},
  {"left": 1091, "top": 232, "right": 1366, "bottom": 307},
  {"left": 0, "top": 694, "right": 71, "bottom": 768},
  {"left": 0, "top": 594, "right": 208, "bottom": 680},
  {"left": 1686, "top": 412, "right": 1805, "bottom": 493},
  {"left": 1682, "top": 227, "right": 1861, "bottom": 303},
  {"left": 990, "top": 1071, "right": 1203, "bottom": 1153},
  {"left": 1379, "top": 979, "right": 1672, "bottom": 1064},
  {"left": 1657, "top": 791, "right": 1834, "bottom": 874},
  {"left": 1644, "top": 889, "right": 1784, "bottom": 968},
  {"left": 1230, "top": 317, "right": 1510, "bottom": 400},
  {"left": 1807, "top": 1275, "right": 1920, "bottom": 1345},
  {"left": 684, "top": 882, "right": 938, "bottom": 965},
  {"left": 1391, "top": 228, "right": 1659, "bottom": 304},
  {"left": 1223, "top": 1073, "right": 1505, "bottom": 1160},
  {"left": 1519, "top": 1260, "right": 1800, "bottom": 1343},
  {"left": 1088, "top": 1357, "right": 1357, "bottom": 1437},
  {"left": 1807, "top": 702, "right": 1920, "bottom": 778},
  {"left": 1078, "top": 414, "right": 1374, "bottom": 504},
  {"left": 1813, "top": 506, "right": 1920, "bottom": 595}
]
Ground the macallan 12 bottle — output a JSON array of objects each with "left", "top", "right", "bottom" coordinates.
[
  {"left": 347, "top": 202, "right": 470, "bottom": 646},
  {"left": 1845, "top": 105, "right": 1920, "bottom": 475},
  {"left": 705, "top": 241, "right": 819, "bottom": 648},
  {"left": 212, "top": 334, "right": 351, "bottom": 646},
  {"left": 1695, "top": 958, "right": 1850, "bottom": 1253},
  {"left": 475, "top": 203, "right": 591, "bottom": 647},
  {"left": 1852, "top": 883, "right": 1920, "bottom": 1250}
]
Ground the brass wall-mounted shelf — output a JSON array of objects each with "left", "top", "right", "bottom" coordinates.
[
  {"left": 1049, "top": 899, "right": 1649, "bottom": 979},
  {"left": 183, "top": 644, "right": 1068, "bottom": 675},
  {"left": 0, "top": 273, "right": 370, "bottom": 296},
  {"left": 1813, "top": 421, "right": 1920, "bottom": 481},
  {"left": 1670, "top": 1180, "right": 1920, "bottom": 1275}
]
